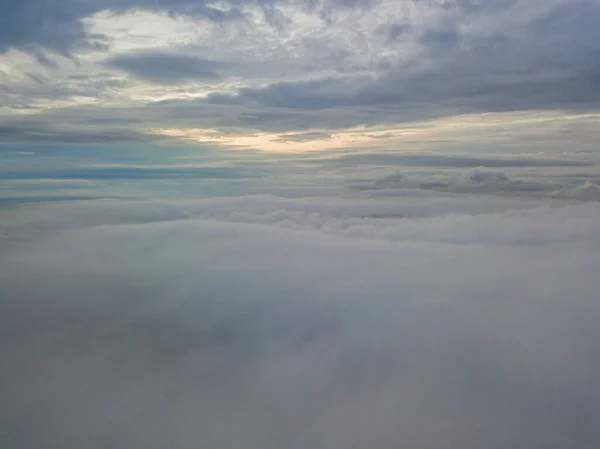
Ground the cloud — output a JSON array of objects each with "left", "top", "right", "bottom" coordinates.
[
  {"left": 0, "top": 121, "right": 158, "bottom": 144},
  {"left": 2, "top": 0, "right": 600, "bottom": 145},
  {"left": 1, "top": 165, "right": 255, "bottom": 181},
  {"left": 2, "top": 195, "right": 600, "bottom": 448},
  {"left": 320, "top": 152, "right": 596, "bottom": 168},
  {"left": 274, "top": 132, "right": 334, "bottom": 142},
  {"left": 373, "top": 170, "right": 404, "bottom": 188},
  {"left": 359, "top": 168, "right": 574, "bottom": 198},
  {"left": 467, "top": 168, "right": 510, "bottom": 183},
  {"left": 0, "top": 194, "right": 539, "bottom": 246},
  {"left": 564, "top": 181, "right": 600, "bottom": 201},
  {"left": 3, "top": 2, "right": 600, "bottom": 443},
  {"left": 208, "top": 77, "right": 358, "bottom": 110},
  {"left": 0, "top": 0, "right": 92, "bottom": 54},
  {"left": 194, "top": 0, "right": 600, "bottom": 128},
  {"left": 207, "top": 60, "right": 600, "bottom": 118},
  {"left": 0, "top": 0, "right": 377, "bottom": 55},
  {"left": 0, "top": 0, "right": 251, "bottom": 54},
  {"left": 106, "top": 52, "right": 229, "bottom": 84}
]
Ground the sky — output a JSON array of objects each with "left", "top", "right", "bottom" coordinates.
[{"left": 2, "top": 0, "right": 600, "bottom": 448}]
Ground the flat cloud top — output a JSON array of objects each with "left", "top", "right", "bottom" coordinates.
[{"left": 2, "top": 194, "right": 600, "bottom": 448}]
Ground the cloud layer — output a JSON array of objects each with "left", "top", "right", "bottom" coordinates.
[
  {"left": 2, "top": 0, "right": 600, "bottom": 146},
  {"left": 2, "top": 2, "right": 600, "bottom": 446},
  {"left": 2, "top": 194, "right": 600, "bottom": 448}
]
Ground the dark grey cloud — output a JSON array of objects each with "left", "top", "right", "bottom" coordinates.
[
  {"left": 468, "top": 168, "right": 509, "bottom": 183},
  {"left": 207, "top": 77, "right": 342, "bottom": 109},
  {"left": 0, "top": 0, "right": 92, "bottom": 54},
  {"left": 419, "top": 25, "right": 462, "bottom": 55},
  {"left": 0, "top": 121, "right": 158, "bottom": 144},
  {"left": 207, "top": 60, "right": 600, "bottom": 119},
  {"left": 202, "top": 1, "right": 600, "bottom": 122},
  {"left": 106, "top": 52, "right": 228, "bottom": 84},
  {"left": 0, "top": 195, "right": 106, "bottom": 209},
  {"left": 1, "top": 166, "right": 255, "bottom": 181},
  {"left": 376, "top": 23, "right": 411, "bottom": 45},
  {"left": 316, "top": 153, "right": 596, "bottom": 168},
  {"left": 358, "top": 168, "right": 567, "bottom": 198}
]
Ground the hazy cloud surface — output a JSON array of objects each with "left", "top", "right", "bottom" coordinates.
[
  {"left": 2, "top": 192, "right": 600, "bottom": 448},
  {"left": 2, "top": 1, "right": 600, "bottom": 448}
]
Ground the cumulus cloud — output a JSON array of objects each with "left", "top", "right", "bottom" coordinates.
[
  {"left": 564, "top": 181, "right": 600, "bottom": 201},
  {"left": 2, "top": 194, "right": 600, "bottom": 449},
  {"left": 467, "top": 167, "right": 510, "bottom": 183},
  {"left": 373, "top": 170, "right": 404, "bottom": 188},
  {"left": 358, "top": 166, "right": 600, "bottom": 200}
]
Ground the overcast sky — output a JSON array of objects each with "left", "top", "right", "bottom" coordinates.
[
  {"left": 1, "top": 0, "right": 600, "bottom": 152},
  {"left": 2, "top": 2, "right": 600, "bottom": 448}
]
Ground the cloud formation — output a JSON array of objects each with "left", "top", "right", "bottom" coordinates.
[
  {"left": 358, "top": 167, "right": 597, "bottom": 199},
  {"left": 106, "top": 52, "right": 229, "bottom": 84},
  {"left": 2, "top": 194, "right": 600, "bottom": 448},
  {"left": 2, "top": 3, "right": 600, "bottom": 446},
  {"left": 2, "top": 0, "right": 600, "bottom": 145}
]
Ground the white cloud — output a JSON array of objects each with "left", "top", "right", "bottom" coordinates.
[{"left": 2, "top": 194, "right": 600, "bottom": 448}]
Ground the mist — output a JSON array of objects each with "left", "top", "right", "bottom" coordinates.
[{"left": 2, "top": 194, "right": 600, "bottom": 448}]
